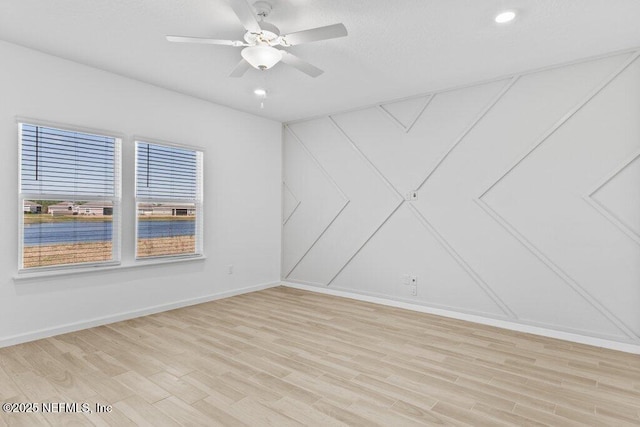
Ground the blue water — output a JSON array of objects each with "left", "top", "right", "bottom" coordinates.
[{"left": 24, "top": 220, "right": 195, "bottom": 246}]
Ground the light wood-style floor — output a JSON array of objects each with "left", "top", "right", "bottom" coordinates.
[{"left": 1, "top": 286, "right": 639, "bottom": 426}]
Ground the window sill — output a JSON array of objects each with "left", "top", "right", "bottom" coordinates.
[{"left": 13, "top": 255, "right": 206, "bottom": 282}]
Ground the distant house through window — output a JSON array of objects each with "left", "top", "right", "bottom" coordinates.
[
  {"left": 19, "top": 123, "right": 121, "bottom": 270},
  {"left": 135, "top": 141, "right": 203, "bottom": 259}
]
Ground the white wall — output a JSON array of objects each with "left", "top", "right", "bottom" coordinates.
[
  {"left": 283, "top": 49, "right": 640, "bottom": 345},
  {"left": 0, "top": 41, "right": 282, "bottom": 346}
]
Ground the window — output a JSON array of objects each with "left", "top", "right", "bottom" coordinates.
[
  {"left": 135, "top": 141, "right": 203, "bottom": 259},
  {"left": 19, "top": 123, "right": 121, "bottom": 270}
]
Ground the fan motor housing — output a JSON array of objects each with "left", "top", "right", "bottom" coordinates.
[{"left": 244, "top": 21, "right": 280, "bottom": 44}]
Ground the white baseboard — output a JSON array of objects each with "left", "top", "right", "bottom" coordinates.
[
  {"left": 0, "top": 281, "right": 281, "bottom": 348},
  {"left": 282, "top": 281, "right": 640, "bottom": 355}
]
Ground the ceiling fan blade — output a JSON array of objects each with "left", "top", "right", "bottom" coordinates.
[
  {"left": 229, "top": 0, "right": 262, "bottom": 34},
  {"left": 281, "top": 23, "right": 347, "bottom": 46},
  {"left": 166, "top": 35, "right": 244, "bottom": 46},
  {"left": 279, "top": 51, "right": 323, "bottom": 78},
  {"left": 229, "top": 59, "right": 252, "bottom": 77}
]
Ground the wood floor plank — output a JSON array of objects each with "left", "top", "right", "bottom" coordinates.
[
  {"left": 113, "top": 397, "right": 168, "bottom": 426},
  {"left": 227, "top": 397, "right": 303, "bottom": 426},
  {"left": 191, "top": 396, "right": 249, "bottom": 427},
  {"left": 153, "top": 396, "right": 210, "bottom": 426},
  {"left": 265, "top": 396, "right": 347, "bottom": 426},
  {"left": 181, "top": 371, "right": 245, "bottom": 405},
  {"left": 512, "top": 403, "right": 582, "bottom": 427},
  {"left": 346, "top": 399, "right": 426, "bottom": 426},
  {"left": 81, "top": 352, "right": 128, "bottom": 378},
  {"left": 0, "top": 286, "right": 638, "bottom": 426},
  {"left": 0, "top": 365, "right": 21, "bottom": 401},
  {"left": 113, "top": 371, "right": 170, "bottom": 404},
  {"left": 46, "top": 370, "right": 98, "bottom": 401},
  {"left": 248, "top": 371, "right": 321, "bottom": 405},
  {"left": 472, "top": 402, "right": 547, "bottom": 426},
  {"left": 432, "top": 400, "right": 511, "bottom": 426},
  {"left": 282, "top": 372, "right": 367, "bottom": 409},
  {"left": 349, "top": 373, "right": 439, "bottom": 408},
  {"left": 79, "top": 371, "right": 136, "bottom": 404},
  {"left": 216, "top": 372, "right": 283, "bottom": 402},
  {"left": 312, "top": 399, "right": 384, "bottom": 427},
  {"left": 9, "top": 371, "right": 59, "bottom": 401},
  {"left": 389, "top": 399, "right": 445, "bottom": 424},
  {"left": 84, "top": 394, "right": 137, "bottom": 427},
  {"left": 147, "top": 372, "right": 208, "bottom": 405}
]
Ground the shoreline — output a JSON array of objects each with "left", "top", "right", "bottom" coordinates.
[{"left": 24, "top": 215, "right": 195, "bottom": 224}]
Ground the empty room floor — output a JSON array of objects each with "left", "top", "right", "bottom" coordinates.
[{"left": 1, "top": 286, "right": 639, "bottom": 426}]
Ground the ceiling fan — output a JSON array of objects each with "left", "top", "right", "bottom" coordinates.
[{"left": 166, "top": 0, "right": 348, "bottom": 78}]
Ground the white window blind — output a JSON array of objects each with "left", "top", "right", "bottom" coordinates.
[
  {"left": 19, "top": 123, "right": 121, "bottom": 270},
  {"left": 135, "top": 141, "right": 203, "bottom": 259}
]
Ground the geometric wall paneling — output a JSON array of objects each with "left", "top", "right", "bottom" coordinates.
[
  {"left": 282, "top": 128, "right": 349, "bottom": 279},
  {"left": 379, "top": 95, "right": 432, "bottom": 132},
  {"left": 332, "top": 80, "right": 509, "bottom": 195},
  {"left": 285, "top": 119, "right": 403, "bottom": 285},
  {"left": 475, "top": 200, "right": 636, "bottom": 341},
  {"left": 588, "top": 150, "right": 640, "bottom": 243},
  {"left": 330, "top": 203, "right": 508, "bottom": 318},
  {"left": 411, "top": 79, "right": 514, "bottom": 192},
  {"left": 412, "top": 54, "right": 637, "bottom": 340},
  {"left": 283, "top": 49, "right": 640, "bottom": 344},
  {"left": 480, "top": 53, "right": 640, "bottom": 340},
  {"left": 282, "top": 182, "right": 300, "bottom": 225}
]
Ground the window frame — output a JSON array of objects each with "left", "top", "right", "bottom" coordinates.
[
  {"left": 17, "top": 119, "right": 123, "bottom": 272},
  {"left": 134, "top": 138, "right": 204, "bottom": 261}
]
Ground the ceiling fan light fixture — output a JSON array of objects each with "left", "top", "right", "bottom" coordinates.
[
  {"left": 166, "top": 0, "right": 347, "bottom": 78},
  {"left": 241, "top": 45, "right": 282, "bottom": 70},
  {"left": 495, "top": 10, "right": 516, "bottom": 23}
]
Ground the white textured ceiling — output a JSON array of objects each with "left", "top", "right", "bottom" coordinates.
[{"left": 1, "top": 0, "right": 639, "bottom": 122}]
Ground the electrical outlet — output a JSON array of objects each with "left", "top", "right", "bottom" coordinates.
[
  {"left": 410, "top": 276, "right": 417, "bottom": 285},
  {"left": 405, "top": 191, "right": 418, "bottom": 201},
  {"left": 411, "top": 285, "right": 417, "bottom": 296}
]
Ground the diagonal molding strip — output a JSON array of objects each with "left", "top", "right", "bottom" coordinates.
[
  {"left": 328, "top": 117, "right": 405, "bottom": 205},
  {"left": 586, "top": 149, "right": 640, "bottom": 196},
  {"left": 326, "top": 200, "right": 404, "bottom": 286},
  {"left": 475, "top": 198, "right": 639, "bottom": 341},
  {"left": 405, "top": 95, "right": 433, "bottom": 133},
  {"left": 415, "top": 77, "right": 519, "bottom": 192},
  {"left": 282, "top": 181, "right": 301, "bottom": 226},
  {"left": 584, "top": 199, "right": 640, "bottom": 246},
  {"left": 284, "top": 200, "right": 350, "bottom": 279},
  {"left": 406, "top": 203, "right": 515, "bottom": 319},
  {"left": 378, "top": 95, "right": 434, "bottom": 134},
  {"left": 284, "top": 125, "right": 350, "bottom": 202},
  {"left": 479, "top": 52, "right": 640, "bottom": 199},
  {"left": 282, "top": 200, "right": 301, "bottom": 226},
  {"left": 583, "top": 149, "right": 640, "bottom": 246}
]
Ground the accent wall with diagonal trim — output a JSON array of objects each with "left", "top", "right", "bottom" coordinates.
[{"left": 282, "top": 49, "right": 640, "bottom": 345}]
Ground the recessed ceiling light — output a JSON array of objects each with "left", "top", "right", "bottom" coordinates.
[
  {"left": 254, "top": 88, "right": 267, "bottom": 97},
  {"left": 495, "top": 10, "right": 516, "bottom": 24}
]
